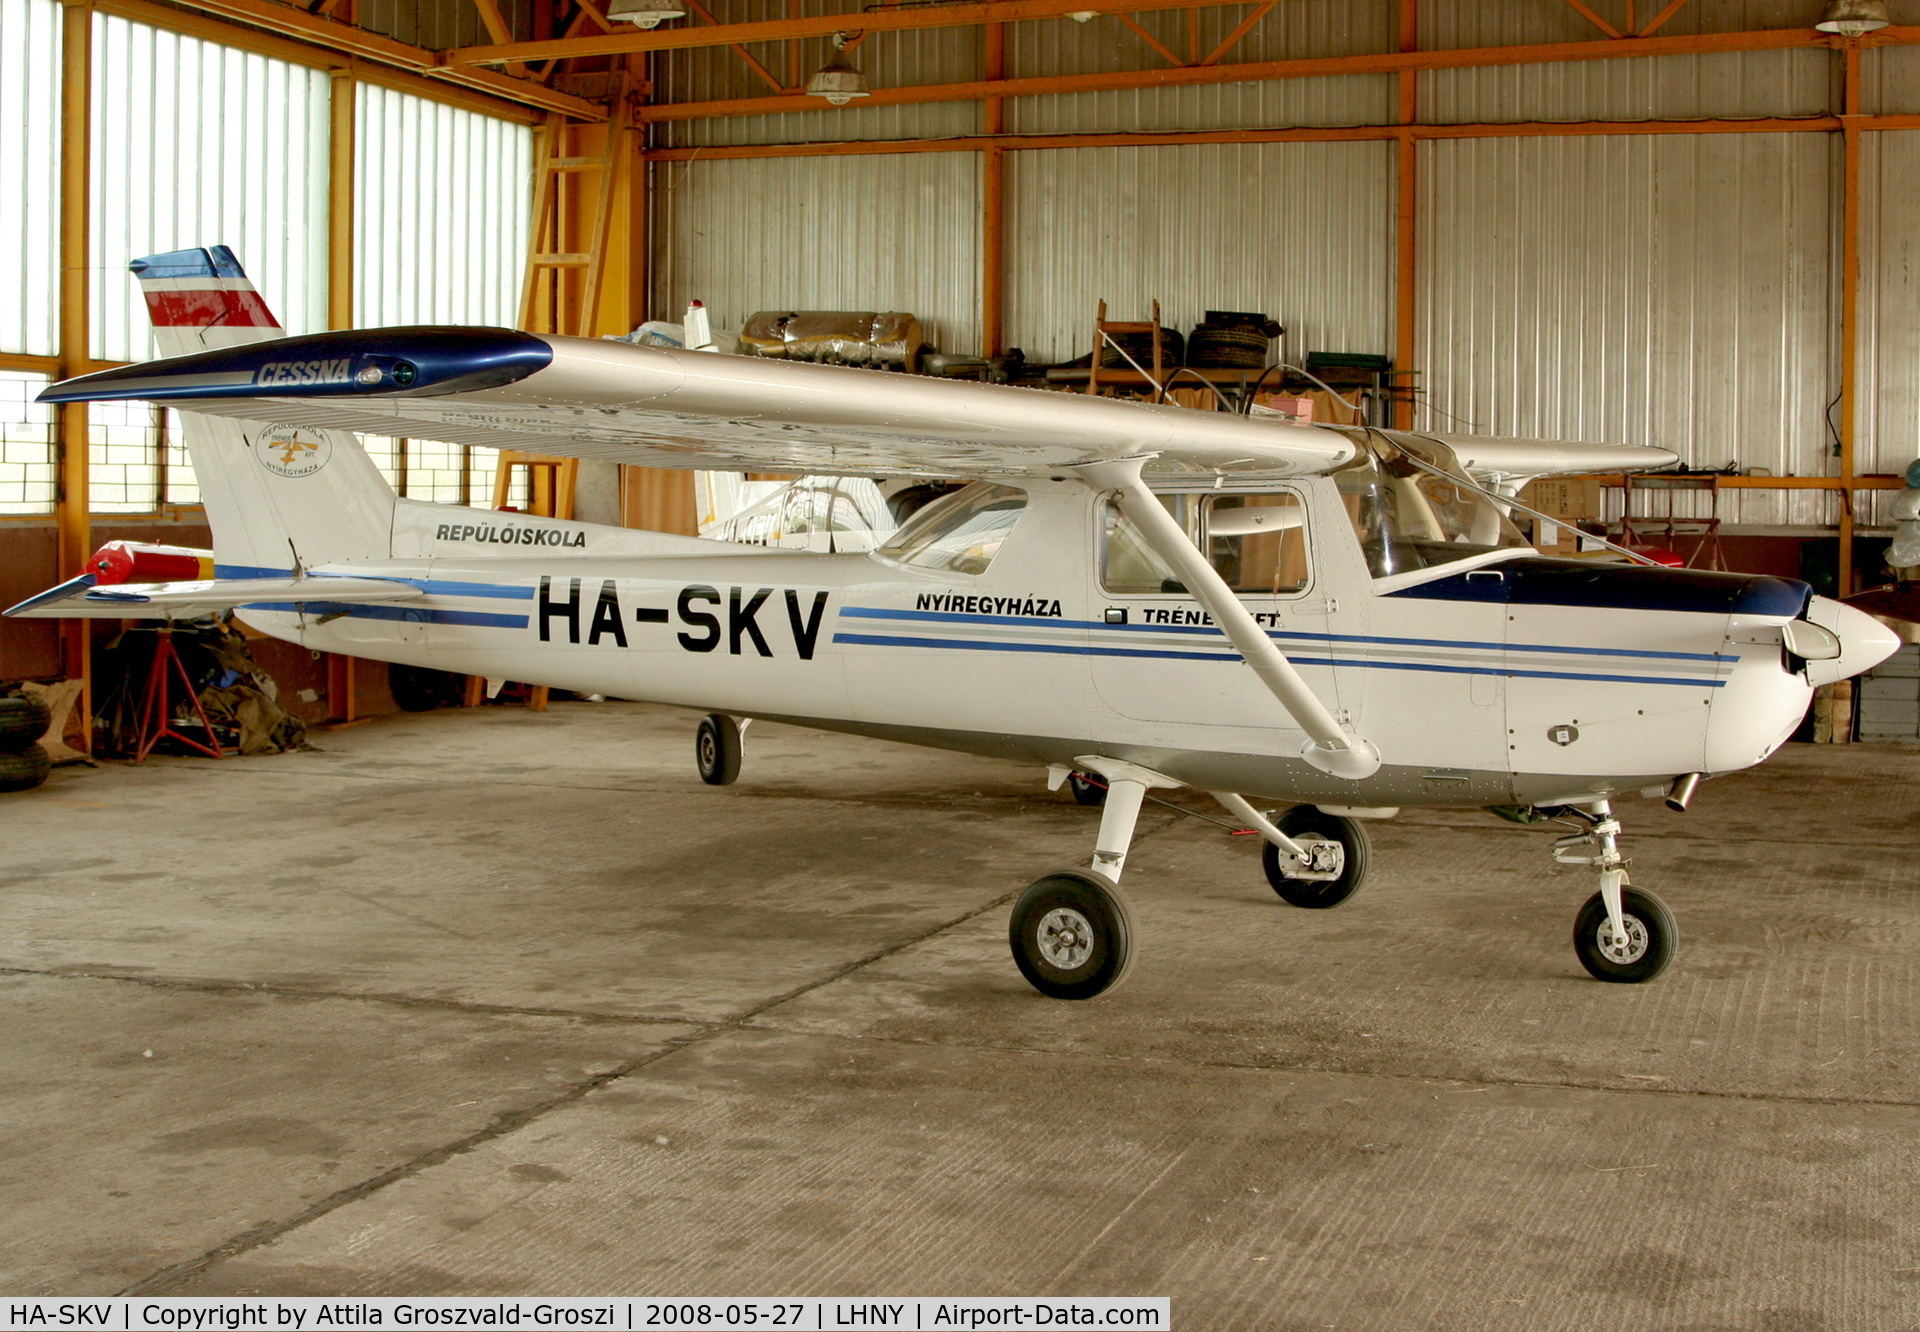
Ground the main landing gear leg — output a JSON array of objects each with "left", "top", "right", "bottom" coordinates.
[
  {"left": 1213, "top": 794, "right": 1372, "bottom": 908},
  {"left": 1554, "top": 800, "right": 1677, "bottom": 983},
  {"left": 1012, "top": 760, "right": 1179, "bottom": 1000}
]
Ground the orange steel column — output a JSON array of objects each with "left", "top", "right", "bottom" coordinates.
[
  {"left": 1393, "top": 0, "right": 1417, "bottom": 429},
  {"left": 1838, "top": 43, "right": 1862, "bottom": 596},
  {"left": 325, "top": 66, "right": 356, "bottom": 723},
  {"left": 56, "top": 0, "right": 93, "bottom": 750},
  {"left": 982, "top": 21, "right": 1006, "bottom": 359},
  {"left": 624, "top": 57, "right": 648, "bottom": 336}
]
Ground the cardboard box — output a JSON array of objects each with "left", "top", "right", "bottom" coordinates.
[
  {"left": 1517, "top": 477, "right": 1604, "bottom": 555},
  {"left": 1520, "top": 477, "right": 1603, "bottom": 521}
]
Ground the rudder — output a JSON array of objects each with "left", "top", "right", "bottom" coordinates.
[{"left": 134, "top": 246, "right": 395, "bottom": 573}]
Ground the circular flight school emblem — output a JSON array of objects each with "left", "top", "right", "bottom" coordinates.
[{"left": 255, "top": 425, "right": 332, "bottom": 478}]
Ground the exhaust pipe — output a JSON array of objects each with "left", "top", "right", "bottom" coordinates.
[{"left": 1665, "top": 771, "right": 1702, "bottom": 812}]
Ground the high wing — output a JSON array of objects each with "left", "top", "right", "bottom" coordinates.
[
  {"left": 6, "top": 575, "right": 423, "bottom": 621},
  {"left": 38, "top": 328, "right": 1358, "bottom": 480},
  {"left": 37, "top": 327, "right": 1680, "bottom": 483}
]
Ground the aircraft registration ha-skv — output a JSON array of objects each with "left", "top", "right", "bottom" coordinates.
[{"left": 11, "top": 246, "right": 1900, "bottom": 1000}]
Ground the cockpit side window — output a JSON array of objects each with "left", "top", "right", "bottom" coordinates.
[{"left": 875, "top": 481, "right": 1027, "bottom": 575}]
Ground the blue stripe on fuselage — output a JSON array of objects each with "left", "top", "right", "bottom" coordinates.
[
  {"left": 831, "top": 629, "right": 1726, "bottom": 687},
  {"left": 837, "top": 605, "right": 1730, "bottom": 663},
  {"left": 244, "top": 602, "right": 528, "bottom": 629}
]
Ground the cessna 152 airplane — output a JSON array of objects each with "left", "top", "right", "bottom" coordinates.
[{"left": 9, "top": 247, "right": 1900, "bottom": 1000}]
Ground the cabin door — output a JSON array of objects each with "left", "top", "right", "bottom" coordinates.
[{"left": 1090, "top": 488, "right": 1345, "bottom": 738}]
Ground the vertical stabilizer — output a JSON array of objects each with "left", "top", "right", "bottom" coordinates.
[
  {"left": 132, "top": 247, "right": 395, "bottom": 572},
  {"left": 133, "top": 245, "right": 283, "bottom": 356}
]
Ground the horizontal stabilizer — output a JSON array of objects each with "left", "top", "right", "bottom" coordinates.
[{"left": 4, "top": 574, "right": 422, "bottom": 621}]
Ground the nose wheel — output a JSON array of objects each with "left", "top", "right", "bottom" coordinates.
[{"left": 1573, "top": 886, "right": 1676, "bottom": 982}]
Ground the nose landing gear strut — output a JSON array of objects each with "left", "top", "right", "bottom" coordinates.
[{"left": 1552, "top": 800, "right": 1677, "bottom": 983}]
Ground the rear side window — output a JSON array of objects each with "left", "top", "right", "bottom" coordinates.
[
  {"left": 1103, "top": 490, "right": 1309, "bottom": 595},
  {"left": 876, "top": 482, "right": 1027, "bottom": 575},
  {"left": 1206, "top": 493, "right": 1308, "bottom": 594}
]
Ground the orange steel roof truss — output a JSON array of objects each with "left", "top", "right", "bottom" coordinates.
[{"left": 147, "top": 1, "right": 1920, "bottom": 128}]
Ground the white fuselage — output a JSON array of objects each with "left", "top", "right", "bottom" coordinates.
[{"left": 239, "top": 478, "right": 1826, "bottom": 809}]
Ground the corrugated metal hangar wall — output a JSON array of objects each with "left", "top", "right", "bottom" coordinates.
[{"left": 645, "top": 0, "right": 1920, "bottom": 531}]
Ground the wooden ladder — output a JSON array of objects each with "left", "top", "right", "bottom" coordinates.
[
  {"left": 519, "top": 93, "right": 633, "bottom": 339},
  {"left": 472, "top": 100, "right": 634, "bottom": 713},
  {"left": 501, "top": 89, "right": 639, "bottom": 526}
]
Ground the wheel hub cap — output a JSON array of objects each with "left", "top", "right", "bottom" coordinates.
[
  {"left": 1037, "top": 907, "right": 1094, "bottom": 970},
  {"left": 1597, "top": 915, "right": 1649, "bottom": 965}
]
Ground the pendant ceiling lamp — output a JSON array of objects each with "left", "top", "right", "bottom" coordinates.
[
  {"left": 606, "top": 0, "right": 686, "bottom": 29},
  {"left": 1814, "top": 0, "right": 1890, "bottom": 35},
  {"left": 807, "top": 34, "right": 872, "bottom": 106}
]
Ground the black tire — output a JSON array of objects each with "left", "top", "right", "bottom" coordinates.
[
  {"left": 1067, "top": 771, "right": 1107, "bottom": 807},
  {"left": 1261, "top": 805, "right": 1371, "bottom": 908},
  {"left": 1008, "top": 869, "right": 1136, "bottom": 1000},
  {"left": 696, "top": 713, "right": 742, "bottom": 786},
  {"left": 0, "top": 743, "right": 51, "bottom": 793},
  {"left": 1573, "top": 886, "right": 1677, "bottom": 983},
  {"left": 389, "top": 663, "right": 462, "bottom": 713},
  {"left": 0, "top": 695, "right": 51, "bottom": 751}
]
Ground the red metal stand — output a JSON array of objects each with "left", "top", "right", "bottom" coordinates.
[{"left": 134, "top": 627, "right": 224, "bottom": 763}]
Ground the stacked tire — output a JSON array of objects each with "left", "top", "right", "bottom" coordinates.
[{"left": 0, "top": 693, "right": 52, "bottom": 793}]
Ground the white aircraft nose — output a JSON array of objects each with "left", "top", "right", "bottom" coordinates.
[{"left": 1797, "top": 595, "right": 1903, "bottom": 687}]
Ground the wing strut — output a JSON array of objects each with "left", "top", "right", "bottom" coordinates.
[{"left": 1070, "top": 455, "right": 1382, "bottom": 781}]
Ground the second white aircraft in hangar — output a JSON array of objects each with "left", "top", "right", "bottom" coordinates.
[{"left": 10, "top": 247, "right": 1899, "bottom": 999}]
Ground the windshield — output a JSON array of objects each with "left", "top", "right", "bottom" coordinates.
[
  {"left": 875, "top": 481, "right": 1026, "bottom": 575},
  {"left": 1331, "top": 431, "right": 1528, "bottom": 578}
]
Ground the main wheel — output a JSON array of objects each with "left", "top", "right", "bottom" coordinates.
[
  {"left": 1573, "top": 886, "right": 1676, "bottom": 983},
  {"left": 695, "top": 713, "right": 742, "bottom": 786},
  {"left": 1008, "top": 869, "right": 1136, "bottom": 1000},
  {"left": 1067, "top": 771, "right": 1107, "bottom": 807},
  {"left": 0, "top": 743, "right": 51, "bottom": 793},
  {"left": 1261, "top": 805, "right": 1370, "bottom": 908},
  {"left": 389, "top": 664, "right": 462, "bottom": 713}
]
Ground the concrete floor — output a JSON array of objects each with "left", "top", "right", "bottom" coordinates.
[{"left": 3, "top": 702, "right": 1919, "bottom": 1327}]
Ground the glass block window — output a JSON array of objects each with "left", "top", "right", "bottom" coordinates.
[
  {"left": 161, "top": 408, "right": 197, "bottom": 506},
  {"left": 351, "top": 436, "right": 502, "bottom": 506},
  {"left": 403, "top": 437, "right": 468, "bottom": 504},
  {"left": 0, "top": 371, "right": 55, "bottom": 514},
  {"left": 470, "top": 445, "right": 504, "bottom": 507},
  {"left": 358, "top": 434, "right": 402, "bottom": 492},
  {"left": 88, "top": 397, "right": 160, "bottom": 512}
]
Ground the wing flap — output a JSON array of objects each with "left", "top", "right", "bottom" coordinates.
[{"left": 5, "top": 575, "right": 422, "bottom": 620}]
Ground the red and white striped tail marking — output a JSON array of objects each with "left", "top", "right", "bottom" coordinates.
[{"left": 139, "top": 277, "right": 280, "bottom": 330}]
